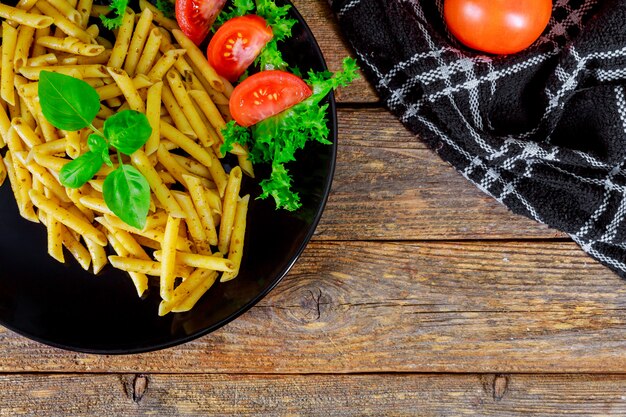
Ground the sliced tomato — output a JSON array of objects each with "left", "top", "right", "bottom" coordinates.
[
  {"left": 175, "top": 0, "right": 226, "bottom": 46},
  {"left": 208, "top": 15, "right": 273, "bottom": 83},
  {"left": 230, "top": 71, "right": 312, "bottom": 127}
]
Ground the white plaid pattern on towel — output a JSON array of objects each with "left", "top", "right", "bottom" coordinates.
[{"left": 333, "top": 0, "right": 626, "bottom": 277}]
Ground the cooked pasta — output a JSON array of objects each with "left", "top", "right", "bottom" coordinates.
[{"left": 0, "top": 2, "right": 251, "bottom": 315}]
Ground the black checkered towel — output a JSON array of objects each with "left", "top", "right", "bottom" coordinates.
[{"left": 330, "top": 0, "right": 626, "bottom": 277}]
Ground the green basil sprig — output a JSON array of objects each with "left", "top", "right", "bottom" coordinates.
[{"left": 38, "top": 71, "right": 152, "bottom": 229}]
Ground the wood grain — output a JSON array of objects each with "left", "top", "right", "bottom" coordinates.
[
  {"left": 1, "top": 373, "right": 625, "bottom": 416},
  {"left": 316, "top": 108, "right": 562, "bottom": 240},
  {"left": 2, "top": 1, "right": 623, "bottom": 415},
  {"left": 0, "top": 241, "right": 622, "bottom": 374},
  {"left": 291, "top": 0, "right": 379, "bottom": 103}
]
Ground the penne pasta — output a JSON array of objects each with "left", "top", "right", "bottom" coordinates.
[
  {"left": 124, "top": 7, "right": 153, "bottom": 77},
  {"left": 0, "top": 154, "right": 5, "bottom": 187},
  {"left": 35, "top": 0, "right": 92, "bottom": 43},
  {"left": 183, "top": 174, "right": 219, "bottom": 247},
  {"left": 29, "top": 189, "right": 107, "bottom": 246},
  {"left": 153, "top": 250, "right": 234, "bottom": 272},
  {"left": 172, "top": 29, "right": 224, "bottom": 92},
  {"left": 166, "top": 70, "right": 212, "bottom": 147},
  {"left": 19, "top": 64, "right": 108, "bottom": 80},
  {"left": 218, "top": 167, "right": 242, "bottom": 254},
  {"left": 47, "top": 213, "right": 65, "bottom": 263},
  {"left": 156, "top": 143, "right": 190, "bottom": 187},
  {"left": 106, "top": 67, "right": 145, "bottom": 112},
  {"left": 85, "top": 237, "right": 108, "bottom": 274},
  {"left": 95, "top": 216, "right": 150, "bottom": 260},
  {"left": 145, "top": 81, "right": 163, "bottom": 155},
  {"left": 79, "top": 195, "right": 114, "bottom": 215},
  {"left": 76, "top": 0, "right": 93, "bottom": 28},
  {"left": 0, "top": 4, "right": 54, "bottom": 29},
  {"left": 135, "top": 28, "right": 162, "bottom": 76},
  {"left": 12, "top": 117, "right": 43, "bottom": 148},
  {"left": 0, "top": 102, "right": 11, "bottom": 148},
  {"left": 32, "top": 25, "right": 51, "bottom": 57},
  {"left": 61, "top": 227, "right": 92, "bottom": 270},
  {"left": 102, "top": 213, "right": 193, "bottom": 252},
  {"left": 108, "top": 256, "right": 192, "bottom": 278},
  {"left": 47, "top": 0, "right": 82, "bottom": 25},
  {"left": 159, "top": 268, "right": 218, "bottom": 316},
  {"left": 95, "top": 74, "right": 153, "bottom": 101},
  {"left": 189, "top": 89, "right": 227, "bottom": 142},
  {"left": 220, "top": 195, "right": 249, "bottom": 282},
  {"left": 75, "top": 49, "right": 112, "bottom": 65},
  {"left": 108, "top": 7, "right": 135, "bottom": 69},
  {"left": 65, "top": 130, "right": 81, "bottom": 159},
  {"left": 14, "top": 25, "right": 36, "bottom": 70},
  {"left": 106, "top": 232, "right": 148, "bottom": 297},
  {"left": 160, "top": 216, "right": 180, "bottom": 301},
  {"left": 147, "top": 48, "right": 186, "bottom": 82},
  {"left": 172, "top": 191, "right": 209, "bottom": 251},
  {"left": 160, "top": 82, "right": 196, "bottom": 138},
  {"left": 6, "top": 129, "right": 38, "bottom": 222},
  {"left": 16, "top": 0, "right": 40, "bottom": 12},
  {"left": 36, "top": 35, "right": 105, "bottom": 57},
  {"left": 131, "top": 149, "right": 185, "bottom": 218},
  {"left": 1, "top": 22, "right": 18, "bottom": 106},
  {"left": 139, "top": 0, "right": 179, "bottom": 31},
  {"left": 27, "top": 53, "right": 59, "bottom": 67},
  {"left": 29, "top": 138, "right": 66, "bottom": 156},
  {"left": 0, "top": 0, "right": 256, "bottom": 315}
]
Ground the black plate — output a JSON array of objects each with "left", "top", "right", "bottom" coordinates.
[{"left": 0, "top": 1, "right": 336, "bottom": 353}]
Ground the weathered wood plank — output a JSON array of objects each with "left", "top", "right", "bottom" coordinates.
[
  {"left": 291, "top": 0, "right": 379, "bottom": 103},
  {"left": 0, "top": 241, "right": 623, "bottom": 374},
  {"left": 1, "top": 373, "right": 625, "bottom": 416},
  {"left": 316, "top": 108, "right": 562, "bottom": 240}
]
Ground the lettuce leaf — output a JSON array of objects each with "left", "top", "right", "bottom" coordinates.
[
  {"left": 100, "top": 0, "right": 129, "bottom": 30},
  {"left": 221, "top": 58, "right": 360, "bottom": 211},
  {"left": 214, "top": 0, "right": 255, "bottom": 28}
]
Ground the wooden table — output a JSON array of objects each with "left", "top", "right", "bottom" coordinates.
[{"left": 2, "top": 2, "right": 626, "bottom": 415}]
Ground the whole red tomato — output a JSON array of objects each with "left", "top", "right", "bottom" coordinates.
[{"left": 444, "top": 0, "right": 553, "bottom": 55}]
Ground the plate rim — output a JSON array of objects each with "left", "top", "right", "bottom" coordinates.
[{"left": 0, "top": 1, "right": 339, "bottom": 354}]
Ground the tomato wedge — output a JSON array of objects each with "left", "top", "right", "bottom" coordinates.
[
  {"left": 230, "top": 71, "right": 312, "bottom": 127},
  {"left": 175, "top": 0, "right": 226, "bottom": 45},
  {"left": 208, "top": 15, "right": 273, "bottom": 83}
]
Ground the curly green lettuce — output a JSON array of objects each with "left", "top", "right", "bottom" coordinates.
[
  {"left": 221, "top": 58, "right": 360, "bottom": 211},
  {"left": 100, "top": 0, "right": 129, "bottom": 30}
]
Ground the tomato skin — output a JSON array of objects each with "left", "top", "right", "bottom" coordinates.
[
  {"left": 208, "top": 15, "right": 273, "bottom": 82},
  {"left": 175, "top": 0, "right": 226, "bottom": 45},
  {"left": 444, "top": 0, "right": 552, "bottom": 55},
  {"left": 230, "top": 71, "right": 312, "bottom": 127}
]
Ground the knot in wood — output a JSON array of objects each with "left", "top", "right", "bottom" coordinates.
[
  {"left": 296, "top": 287, "right": 332, "bottom": 324},
  {"left": 132, "top": 374, "right": 149, "bottom": 403}
]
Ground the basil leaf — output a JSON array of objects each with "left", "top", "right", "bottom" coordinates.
[
  {"left": 103, "top": 110, "right": 152, "bottom": 155},
  {"left": 101, "top": 151, "right": 113, "bottom": 167},
  {"left": 59, "top": 151, "right": 103, "bottom": 189},
  {"left": 87, "top": 134, "right": 107, "bottom": 152},
  {"left": 103, "top": 165, "right": 150, "bottom": 229},
  {"left": 38, "top": 71, "right": 100, "bottom": 131},
  {"left": 88, "top": 134, "right": 113, "bottom": 167}
]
